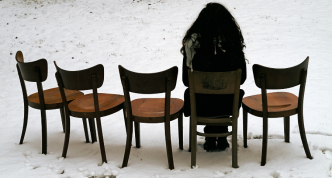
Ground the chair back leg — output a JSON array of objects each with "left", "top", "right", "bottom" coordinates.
[
  {"left": 88, "top": 118, "right": 97, "bottom": 143},
  {"left": 164, "top": 121, "right": 174, "bottom": 169},
  {"left": 261, "top": 117, "right": 268, "bottom": 166},
  {"left": 178, "top": 110, "right": 183, "bottom": 150},
  {"left": 62, "top": 115, "right": 71, "bottom": 158},
  {"left": 60, "top": 107, "right": 66, "bottom": 133},
  {"left": 297, "top": 113, "right": 313, "bottom": 159},
  {"left": 40, "top": 109, "right": 47, "bottom": 154},
  {"left": 122, "top": 120, "right": 133, "bottom": 168},
  {"left": 95, "top": 117, "right": 107, "bottom": 163},
  {"left": 190, "top": 118, "right": 197, "bottom": 168},
  {"left": 232, "top": 119, "right": 239, "bottom": 168},
  {"left": 19, "top": 102, "right": 29, "bottom": 144}
]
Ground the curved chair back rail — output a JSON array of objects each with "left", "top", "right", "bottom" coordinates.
[
  {"left": 16, "top": 52, "right": 48, "bottom": 82},
  {"left": 188, "top": 68, "right": 242, "bottom": 168},
  {"left": 253, "top": 57, "right": 309, "bottom": 89},
  {"left": 54, "top": 62, "right": 104, "bottom": 91},
  {"left": 118, "top": 65, "right": 178, "bottom": 94}
]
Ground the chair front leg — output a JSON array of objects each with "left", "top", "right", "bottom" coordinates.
[
  {"left": 243, "top": 109, "right": 248, "bottom": 148},
  {"left": 284, "top": 116, "right": 290, "bottom": 143},
  {"left": 82, "top": 118, "right": 90, "bottom": 143},
  {"left": 19, "top": 101, "right": 29, "bottom": 144},
  {"left": 190, "top": 117, "right": 197, "bottom": 168},
  {"left": 62, "top": 115, "right": 70, "bottom": 158},
  {"left": 261, "top": 116, "right": 268, "bottom": 166},
  {"left": 88, "top": 118, "right": 97, "bottom": 143},
  {"left": 134, "top": 122, "right": 141, "bottom": 148},
  {"left": 232, "top": 120, "right": 239, "bottom": 168}
]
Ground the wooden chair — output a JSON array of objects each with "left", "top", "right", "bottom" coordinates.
[
  {"left": 119, "top": 65, "right": 183, "bottom": 170},
  {"left": 15, "top": 51, "right": 85, "bottom": 154},
  {"left": 242, "top": 57, "right": 313, "bottom": 166},
  {"left": 54, "top": 62, "right": 125, "bottom": 163},
  {"left": 188, "top": 69, "right": 242, "bottom": 168}
]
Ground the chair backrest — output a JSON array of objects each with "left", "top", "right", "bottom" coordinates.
[
  {"left": 118, "top": 65, "right": 178, "bottom": 94},
  {"left": 253, "top": 57, "right": 309, "bottom": 89},
  {"left": 16, "top": 51, "right": 48, "bottom": 82},
  {"left": 188, "top": 69, "right": 242, "bottom": 118},
  {"left": 54, "top": 62, "right": 104, "bottom": 90}
]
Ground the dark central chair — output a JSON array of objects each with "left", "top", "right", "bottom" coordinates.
[
  {"left": 55, "top": 62, "right": 125, "bottom": 163},
  {"left": 119, "top": 65, "right": 184, "bottom": 170},
  {"left": 188, "top": 69, "right": 242, "bottom": 168}
]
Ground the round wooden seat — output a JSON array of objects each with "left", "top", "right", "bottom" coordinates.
[
  {"left": 68, "top": 93, "right": 125, "bottom": 118},
  {"left": 131, "top": 98, "right": 184, "bottom": 123},
  {"left": 242, "top": 92, "right": 298, "bottom": 118},
  {"left": 28, "top": 87, "right": 84, "bottom": 110}
]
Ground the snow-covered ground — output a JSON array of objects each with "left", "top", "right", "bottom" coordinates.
[{"left": 1, "top": 0, "right": 332, "bottom": 177}]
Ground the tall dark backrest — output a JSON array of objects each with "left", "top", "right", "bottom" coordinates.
[
  {"left": 16, "top": 51, "right": 48, "bottom": 111},
  {"left": 188, "top": 69, "right": 242, "bottom": 119},
  {"left": 252, "top": 57, "right": 309, "bottom": 120},
  {"left": 118, "top": 65, "right": 178, "bottom": 122},
  {"left": 54, "top": 62, "right": 104, "bottom": 120},
  {"left": 118, "top": 65, "right": 178, "bottom": 94}
]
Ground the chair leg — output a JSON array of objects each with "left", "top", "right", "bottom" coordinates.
[
  {"left": 134, "top": 122, "right": 141, "bottom": 148},
  {"left": 261, "top": 117, "right": 268, "bottom": 166},
  {"left": 232, "top": 120, "right": 239, "bottom": 168},
  {"left": 62, "top": 115, "right": 70, "bottom": 158},
  {"left": 19, "top": 101, "right": 29, "bottom": 144},
  {"left": 95, "top": 117, "right": 107, "bottom": 163},
  {"left": 40, "top": 108, "right": 47, "bottom": 155},
  {"left": 284, "top": 116, "right": 290, "bottom": 143},
  {"left": 88, "top": 118, "right": 97, "bottom": 143},
  {"left": 60, "top": 107, "right": 66, "bottom": 133},
  {"left": 123, "top": 107, "right": 127, "bottom": 134},
  {"left": 164, "top": 121, "right": 174, "bottom": 170},
  {"left": 190, "top": 118, "right": 196, "bottom": 168},
  {"left": 82, "top": 118, "right": 90, "bottom": 143},
  {"left": 298, "top": 113, "right": 313, "bottom": 159},
  {"left": 243, "top": 109, "right": 248, "bottom": 148},
  {"left": 178, "top": 111, "right": 183, "bottom": 150},
  {"left": 122, "top": 120, "right": 133, "bottom": 168},
  {"left": 188, "top": 117, "right": 191, "bottom": 152}
]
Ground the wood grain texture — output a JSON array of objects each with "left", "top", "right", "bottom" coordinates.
[
  {"left": 131, "top": 98, "right": 184, "bottom": 123},
  {"left": 242, "top": 92, "right": 298, "bottom": 118},
  {"left": 68, "top": 93, "right": 125, "bottom": 118},
  {"left": 28, "top": 87, "right": 84, "bottom": 110},
  {"left": 16, "top": 58, "right": 48, "bottom": 82}
]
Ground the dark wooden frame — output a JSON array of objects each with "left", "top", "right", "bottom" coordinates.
[
  {"left": 242, "top": 57, "right": 312, "bottom": 166},
  {"left": 15, "top": 51, "right": 85, "bottom": 154},
  {"left": 119, "top": 65, "right": 183, "bottom": 170},
  {"left": 54, "top": 62, "right": 125, "bottom": 164},
  {"left": 188, "top": 68, "right": 242, "bottom": 168}
]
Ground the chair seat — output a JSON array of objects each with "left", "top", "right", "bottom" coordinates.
[
  {"left": 131, "top": 98, "right": 184, "bottom": 123},
  {"left": 28, "top": 87, "right": 84, "bottom": 110},
  {"left": 68, "top": 93, "right": 125, "bottom": 118},
  {"left": 242, "top": 92, "right": 298, "bottom": 118}
]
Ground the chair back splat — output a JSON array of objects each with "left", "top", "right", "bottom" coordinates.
[{"left": 188, "top": 68, "right": 242, "bottom": 168}]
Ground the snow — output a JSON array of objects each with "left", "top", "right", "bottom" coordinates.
[{"left": 0, "top": 0, "right": 332, "bottom": 177}]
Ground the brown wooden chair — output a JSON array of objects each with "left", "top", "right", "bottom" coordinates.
[
  {"left": 119, "top": 65, "right": 183, "bottom": 170},
  {"left": 54, "top": 62, "right": 125, "bottom": 163},
  {"left": 242, "top": 57, "right": 313, "bottom": 166},
  {"left": 188, "top": 69, "right": 242, "bottom": 168},
  {"left": 15, "top": 51, "right": 85, "bottom": 154}
]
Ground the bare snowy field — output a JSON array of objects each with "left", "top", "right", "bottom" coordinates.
[{"left": 1, "top": 0, "right": 332, "bottom": 177}]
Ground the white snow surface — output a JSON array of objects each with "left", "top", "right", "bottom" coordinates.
[{"left": 1, "top": 0, "right": 332, "bottom": 177}]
